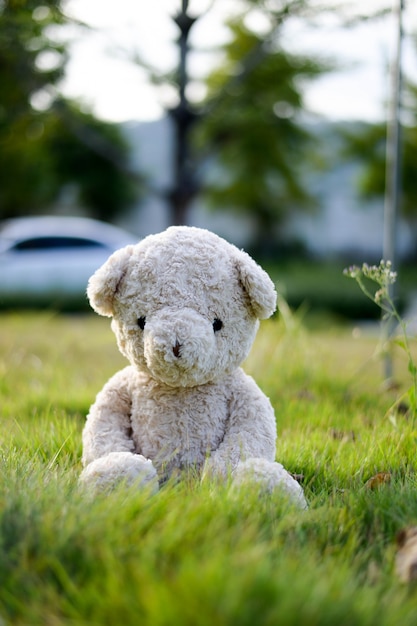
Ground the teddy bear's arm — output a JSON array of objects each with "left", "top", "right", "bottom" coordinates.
[
  {"left": 82, "top": 366, "right": 136, "bottom": 466},
  {"left": 203, "top": 370, "right": 277, "bottom": 479}
]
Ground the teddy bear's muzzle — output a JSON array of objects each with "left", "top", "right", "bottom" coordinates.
[{"left": 143, "top": 308, "right": 218, "bottom": 387}]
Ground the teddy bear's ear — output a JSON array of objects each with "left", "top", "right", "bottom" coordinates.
[
  {"left": 234, "top": 250, "right": 277, "bottom": 319},
  {"left": 87, "top": 245, "right": 135, "bottom": 317}
]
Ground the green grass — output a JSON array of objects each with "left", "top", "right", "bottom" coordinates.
[{"left": 1, "top": 312, "right": 417, "bottom": 625}]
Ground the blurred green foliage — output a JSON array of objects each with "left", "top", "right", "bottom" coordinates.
[
  {"left": 0, "top": 0, "right": 139, "bottom": 220},
  {"left": 194, "top": 1, "right": 335, "bottom": 251},
  {"left": 265, "top": 258, "right": 417, "bottom": 322}
]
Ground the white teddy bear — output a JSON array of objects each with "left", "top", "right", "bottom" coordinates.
[{"left": 80, "top": 226, "right": 307, "bottom": 508}]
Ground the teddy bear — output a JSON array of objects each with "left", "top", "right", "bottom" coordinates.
[{"left": 80, "top": 226, "right": 307, "bottom": 508}]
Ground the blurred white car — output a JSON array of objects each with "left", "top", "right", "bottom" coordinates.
[{"left": 0, "top": 216, "right": 138, "bottom": 307}]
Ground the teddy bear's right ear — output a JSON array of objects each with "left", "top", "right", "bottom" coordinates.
[{"left": 87, "top": 245, "right": 134, "bottom": 316}]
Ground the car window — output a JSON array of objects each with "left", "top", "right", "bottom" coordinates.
[{"left": 12, "top": 236, "right": 109, "bottom": 251}]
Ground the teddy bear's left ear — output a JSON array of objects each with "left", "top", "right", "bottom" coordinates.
[
  {"left": 87, "top": 245, "right": 135, "bottom": 317},
  {"left": 234, "top": 250, "right": 277, "bottom": 319}
]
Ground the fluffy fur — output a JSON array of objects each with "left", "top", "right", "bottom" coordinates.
[{"left": 80, "top": 226, "right": 307, "bottom": 508}]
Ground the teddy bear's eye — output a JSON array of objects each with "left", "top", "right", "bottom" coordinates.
[
  {"left": 137, "top": 316, "right": 146, "bottom": 330},
  {"left": 213, "top": 318, "right": 223, "bottom": 333}
]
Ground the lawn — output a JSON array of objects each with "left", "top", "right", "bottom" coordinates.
[{"left": 1, "top": 311, "right": 417, "bottom": 625}]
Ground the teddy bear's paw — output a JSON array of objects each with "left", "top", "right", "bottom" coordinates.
[
  {"left": 231, "top": 458, "right": 308, "bottom": 509},
  {"left": 79, "top": 451, "right": 159, "bottom": 495}
]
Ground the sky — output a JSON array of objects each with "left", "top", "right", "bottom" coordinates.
[{"left": 60, "top": 0, "right": 417, "bottom": 125}]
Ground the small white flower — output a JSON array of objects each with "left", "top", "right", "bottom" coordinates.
[{"left": 343, "top": 265, "right": 360, "bottom": 279}]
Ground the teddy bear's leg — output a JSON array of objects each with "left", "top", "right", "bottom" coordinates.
[
  {"left": 232, "top": 458, "right": 308, "bottom": 509},
  {"left": 79, "top": 451, "right": 159, "bottom": 495}
]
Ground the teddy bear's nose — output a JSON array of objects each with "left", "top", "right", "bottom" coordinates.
[{"left": 172, "top": 341, "right": 182, "bottom": 358}]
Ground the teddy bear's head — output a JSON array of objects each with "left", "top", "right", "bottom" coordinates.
[{"left": 87, "top": 226, "right": 276, "bottom": 387}]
